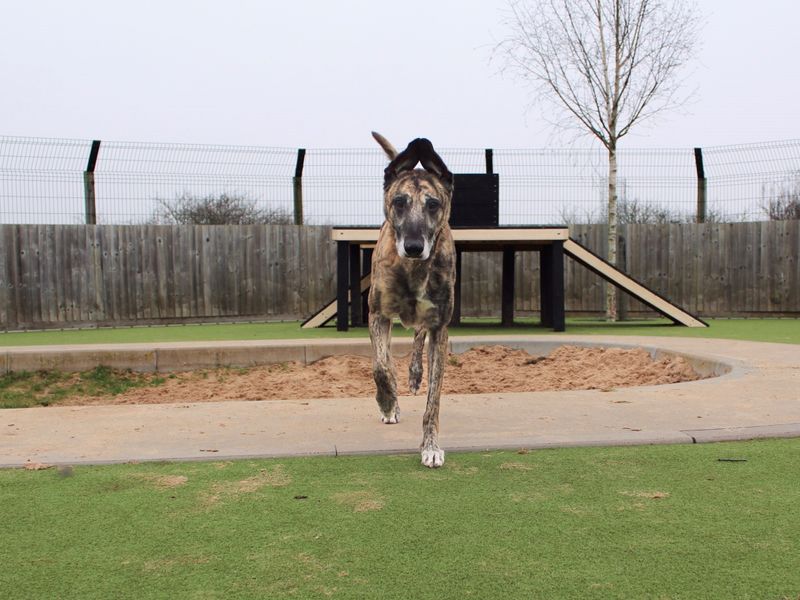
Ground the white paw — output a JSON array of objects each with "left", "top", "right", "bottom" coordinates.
[
  {"left": 421, "top": 446, "right": 445, "bottom": 468},
  {"left": 380, "top": 408, "right": 399, "bottom": 424}
]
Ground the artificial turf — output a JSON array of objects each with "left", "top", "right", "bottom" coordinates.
[
  {"left": 1, "top": 316, "right": 799, "bottom": 346},
  {"left": 2, "top": 440, "right": 799, "bottom": 599}
]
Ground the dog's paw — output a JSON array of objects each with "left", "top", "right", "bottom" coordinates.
[
  {"left": 408, "top": 374, "right": 422, "bottom": 395},
  {"left": 380, "top": 407, "right": 400, "bottom": 424},
  {"left": 408, "top": 363, "right": 423, "bottom": 395},
  {"left": 421, "top": 445, "right": 445, "bottom": 468}
]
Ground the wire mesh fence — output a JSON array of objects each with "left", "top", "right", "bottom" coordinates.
[
  {"left": 94, "top": 141, "right": 299, "bottom": 224},
  {"left": 2, "top": 135, "right": 799, "bottom": 225}
]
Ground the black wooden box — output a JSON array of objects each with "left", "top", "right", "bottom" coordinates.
[{"left": 449, "top": 173, "right": 499, "bottom": 228}]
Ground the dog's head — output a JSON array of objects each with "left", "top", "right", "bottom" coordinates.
[{"left": 372, "top": 132, "right": 453, "bottom": 261}]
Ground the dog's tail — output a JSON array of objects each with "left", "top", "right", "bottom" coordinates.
[{"left": 371, "top": 131, "right": 398, "bottom": 160}]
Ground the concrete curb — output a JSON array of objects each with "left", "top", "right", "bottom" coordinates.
[
  {"left": 2, "top": 335, "right": 736, "bottom": 377},
  {"left": 2, "top": 339, "right": 414, "bottom": 373}
]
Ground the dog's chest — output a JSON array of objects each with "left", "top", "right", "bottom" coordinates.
[
  {"left": 400, "top": 288, "right": 436, "bottom": 328},
  {"left": 375, "top": 267, "right": 439, "bottom": 328}
]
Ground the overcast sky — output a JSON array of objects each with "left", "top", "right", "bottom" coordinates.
[{"left": 2, "top": 0, "right": 798, "bottom": 149}]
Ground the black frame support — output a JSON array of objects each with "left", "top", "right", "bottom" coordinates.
[
  {"left": 540, "top": 242, "right": 565, "bottom": 331},
  {"left": 349, "top": 243, "right": 362, "bottom": 326},
  {"left": 334, "top": 235, "right": 567, "bottom": 333},
  {"left": 336, "top": 241, "right": 349, "bottom": 331}
]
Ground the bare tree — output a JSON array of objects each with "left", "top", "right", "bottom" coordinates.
[{"left": 496, "top": 0, "right": 701, "bottom": 319}]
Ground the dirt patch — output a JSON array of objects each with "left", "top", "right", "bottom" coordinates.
[
  {"left": 332, "top": 490, "right": 385, "bottom": 512},
  {"left": 499, "top": 462, "right": 535, "bottom": 471},
  {"left": 200, "top": 464, "right": 291, "bottom": 509},
  {"left": 134, "top": 474, "right": 189, "bottom": 489},
  {"left": 620, "top": 490, "right": 671, "bottom": 500},
  {"left": 56, "top": 344, "right": 705, "bottom": 406}
]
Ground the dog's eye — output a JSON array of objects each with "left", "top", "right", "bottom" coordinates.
[
  {"left": 426, "top": 198, "right": 442, "bottom": 212},
  {"left": 392, "top": 196, "right": 407, "bottom": 211}
]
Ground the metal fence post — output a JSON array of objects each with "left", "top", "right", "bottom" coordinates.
[
  {"left": 694, "top": 147, "right": 707, "bottom": 223},
  {"left": 293, "top": 148, "right": 306, "bottom": 225},
  {"left": 485, "top": 148, "right": 494, "bottom": 174},
  {"left": 83, "top": 140, "right": 101, "bottom": 225}
]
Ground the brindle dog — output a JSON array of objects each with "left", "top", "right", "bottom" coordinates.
[{"left": 368, "top": 132, "right": 456, "bottom": 468}]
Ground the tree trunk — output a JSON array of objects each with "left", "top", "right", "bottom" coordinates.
[{"left": 606, "top": 145, "right": 618, "bottom": 321}]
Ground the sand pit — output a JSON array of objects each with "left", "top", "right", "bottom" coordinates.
[{"left": 64, "top": 344, "right": 707, "bottom": 406}]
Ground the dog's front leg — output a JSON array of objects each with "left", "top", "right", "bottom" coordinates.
[
  {"left": 421, "top": 326, "right": 447, "bottom": 468},
  {"left": 369, "top": 313, "right": 399, "bottom": 424},
  {"left": 408, "top": 327, "right": 426, "bottom": 395}
]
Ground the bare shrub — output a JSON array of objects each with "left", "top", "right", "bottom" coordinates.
[
  {"left": 762, "top": 176, "right": 800, "bottom": 220},
  {"left": 151, "top": 193, "right": 293, "bottom": 225}
]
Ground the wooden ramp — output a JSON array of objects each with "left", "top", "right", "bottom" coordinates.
[
  {"left": 301, "top": 273, "right": 371, "bottom": 329},
  {"left": 564, "top": 238, "right": 707, "bottom": 327}
]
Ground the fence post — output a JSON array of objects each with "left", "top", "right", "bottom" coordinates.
[
  {"left": 83, "top": 140, "right": 101, "bottom": 225},
  {"left": 694, "top": 147, "right": 707, "bottom": 223},
  {"left": 485, "top": 148, "right": 494, "bottom": 174},
  {"left": 293, "top": 148, "right": 306, "bottom": 225}
]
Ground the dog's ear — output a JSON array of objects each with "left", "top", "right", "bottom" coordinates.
[
  {"left": 371, "top": 131, "right": 397, "bottom": 160},
  {"left": 382, "top": 139, "right": 421, "bottom": 189},
  {"left": 414, "top": 138, "right": 454, "bottom": 190}
]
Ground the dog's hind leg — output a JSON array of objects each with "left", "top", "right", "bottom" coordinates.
[
  {"left": 420, "top": 326, "right": 448, "bottom": 468},
  {"left": 408, "top": 327, "right": 426, "bottom": 395},
  {"left": 369, "top": 313, "right": 400, "bottom": 424}
]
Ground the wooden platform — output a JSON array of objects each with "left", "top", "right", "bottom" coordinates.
[
  {"left": 303, "top": 228, "right": 707, "bottom": 330},
  {"left": 331, "top": 227, "right": 569, "bottom": 245},
  {"left": 306, "top": 228, "right": 570, "bottom": 331}
]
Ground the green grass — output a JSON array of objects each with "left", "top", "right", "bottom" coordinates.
[
  {"left": 2, "top": 317, "right": 799, "bottom": 346},
  {"left": 0, "top": 366, "right": 166, "bottom": 409},
  {"left": 2, "top": 320, "right": 798, "bottom": 596},
  {"left": 2, "top": 440, "right": 799, "bottom": 599}
]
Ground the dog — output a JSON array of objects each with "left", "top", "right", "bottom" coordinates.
[{"left": 368, "top": 132, "right": 456, "bottom": 468}]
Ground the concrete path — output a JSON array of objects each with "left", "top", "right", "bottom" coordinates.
[{"left": 1, "top": 335, "right": 798, "bottom": 467}]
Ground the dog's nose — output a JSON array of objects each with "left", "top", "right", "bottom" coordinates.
[{"left": 403, "top": 238, "right": 425, "bottom": 258}]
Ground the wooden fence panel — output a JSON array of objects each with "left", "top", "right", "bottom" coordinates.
[
  {"left": 567, "top": 224, "right": 607, "bottom": 313},
  {"left": 0, "top": 224, "right": 338, "bottom": 329},
  {"left": 1, "top": 222, "right": 798, "bottom": 330}
]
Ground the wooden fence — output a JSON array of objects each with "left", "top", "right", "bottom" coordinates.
[
  {"left": 0, "top": 225, "right": 336, "bottom": 330},
  {"left": 1, "top": 222, "right": 798, "bottom": 330},
  {"left": 465, "top": 222, "right": 800, "bottom": 318}
]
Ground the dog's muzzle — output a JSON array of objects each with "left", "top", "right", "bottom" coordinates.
[
  {"left": 396, "top": 236, "right": 431, "bottom": 260},
  {"left": 404, "top": 238, "right": 425, "bottom": 258}
]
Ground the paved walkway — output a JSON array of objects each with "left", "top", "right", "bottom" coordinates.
[{"left": 1, "top": 335, "right": 798, "bottom": 467}]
